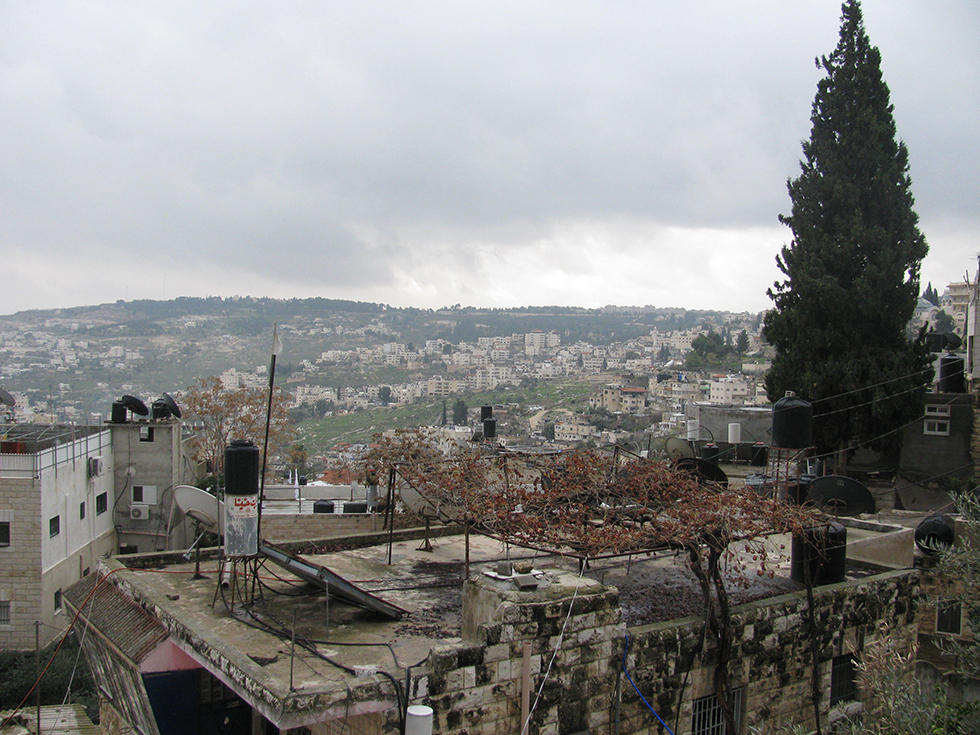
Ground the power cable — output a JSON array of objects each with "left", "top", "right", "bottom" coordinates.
[{"left": 808, "top": 366, "right": 935, "bottom": 405}]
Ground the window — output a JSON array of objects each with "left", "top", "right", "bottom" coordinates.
[
  {"left": 54, "top": 589, "right": 62, "bottom": 612},
  {"left": 0, "top": 601, "right": 10, "bottom": 625},
  {"left": 924, "top": 405, "right": 951, "bottom": 436},
  {"left": 79, "top": 502, "right": 86, "bottom": 520},
  {"left": 0, "top": 521, "right": 9, "bottom": 548},
  {"left": 692, "top": 687, "right": 743, "bottom": 735},
  {"left": 49, "top": 516, "right": 60, "bottom": 538},
  {"left": 139, "top": 426, "right": 155, "bottom": 442},
  {"left": 830, "top": 653, "right": 858, "bottom": 705},
  {"left": 132, "top": 485, "right": 157, "bottom": 504},
  {"left": 96, "top": 493, "right": 107, "bottom": 515},
  {"left": 937, "top": 599, "right": 962, "bottom": 635}
]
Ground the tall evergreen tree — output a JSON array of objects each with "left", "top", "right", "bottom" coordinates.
[{"left": 763, "top": 0, "right": 931, "bottom": 471}]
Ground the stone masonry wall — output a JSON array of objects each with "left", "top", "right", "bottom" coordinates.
[
  {"left": 0, "top": 477, "right": 42, "bottom": 651},
  {"left": 396, "top": 567, "right": 918, "bottom": 735}
]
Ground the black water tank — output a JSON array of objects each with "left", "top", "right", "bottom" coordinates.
[
  {"left": 772, "top": 392, "right": 813, "bottom": 449},
  {"left": 791, "top": 522, "right": 847, "bottom": 586},
  {"left": 701, "top": 443, "right": 719, "bottom": 466},
  {"left": 151, "top": 399, "right": 168, "bottom": 419},
  {"left": 915, "top": 514, "right": 955, "bottom": 555},
  {"left": 483, "top": 417, "right": 497, "bottom": 439},
  {"left": 939, "top": 355, "right": 965, "bottom": 393},
  {"left": 481, "top": 404, "right": 493, "bottom": 421},
  {"left": 110, "top": 401, "right": 128, "bottom": 423},
  {"left": 344, "top": 502, "right": 368, "bottom": 514},
  {"left": 751, "top": 442, "right": 769, "bottom": 467},
  {"left": 313, "top": 500, "right": 334, "bottom": 514},
  {"left": 225, "top": 440, "right": 259, "bottom": 497}
]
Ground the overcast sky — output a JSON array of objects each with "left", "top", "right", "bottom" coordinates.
[{"left": 1, "top": 1, "right": 977, "bottom": 316}]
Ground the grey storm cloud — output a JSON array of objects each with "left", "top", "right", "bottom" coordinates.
[{"left": 0, "top": 1, "right": 977, "bottom": 312}]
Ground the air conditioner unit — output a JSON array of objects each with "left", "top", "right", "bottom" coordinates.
[
  {"left": 87, "top": 457, "right": 104, "bottom": 478},
  {"left": 130, "top": 504, "right": 151, "bottom": 521}
]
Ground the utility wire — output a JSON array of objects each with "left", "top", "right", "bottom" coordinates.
[{"left": 809, "top": 365, "right": 936, "bottom": 405}]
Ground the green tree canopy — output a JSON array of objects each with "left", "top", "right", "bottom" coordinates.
[
  {"left": 763, "top": 0, "right": 932, "bottom": 470},
  {"left": 452, "top": 398, "right": 468, "bottom": 426}
]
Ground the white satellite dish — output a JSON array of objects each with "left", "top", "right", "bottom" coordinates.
[{"left": 173, "top": 485, "right": 224, "bottom": 532}]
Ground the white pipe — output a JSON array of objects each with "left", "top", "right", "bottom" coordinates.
[{"left": 405, "top": 705, "right": 434, "bottom": 735}]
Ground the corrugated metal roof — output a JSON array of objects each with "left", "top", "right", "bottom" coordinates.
[{"left": 63, "top": 574, "right": 169, "bottom": 665}]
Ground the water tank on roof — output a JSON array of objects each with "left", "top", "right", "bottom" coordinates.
[
  {"left": 481, "top": 405, "right": 493, "bottom": 421},
  {"left": 915, "top": 514, "right": 954, "bottom": 555},
  {"left": 483, "top": 417, "right": 497, "bottom": 439},
  {"left": 110, "top": 401, "right": 128, "bottom": 423},
  {"left": 224, "top": 440, "right": 259, "bottom": 557},
  {"left": 939, "top": 355, "right": 965, "bottom": 393},
  {"left": 772, "top": 392, "right": 812, "bottom": 449},
  {"left": 313, "top": 500, "right": 335, "bottom": 514}
]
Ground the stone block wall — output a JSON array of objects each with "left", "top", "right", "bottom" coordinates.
[
  {"left": 394, "top": 567, "right": 918, "bottom": 735},
  {"left": 415, "top": 571, "right": 624, "bottom": 735},
  {"left": 0, "top": 477, "right": 42, "bottom": 651}
]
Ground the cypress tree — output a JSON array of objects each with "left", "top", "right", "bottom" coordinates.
[{"left": 763, "top": 0, "right": 931, "bottom": 471}]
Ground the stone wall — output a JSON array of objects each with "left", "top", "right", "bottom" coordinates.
[
  {"left": 398, "top": 567, "right": 918, "bottom": 735},
  {"left": 261, "top": 511, "right": 440, "bottom": 543},
  {"left": 0, "top": 476, "right": 41, "bottom": 651}
]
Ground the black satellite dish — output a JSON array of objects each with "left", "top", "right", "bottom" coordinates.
[
  {"left": 0, "top": 387, "right": 14, "bottom": 407},
  {"left": 162, "top": 392, "right": 182, "bottom": 419},
  {"left": 120, "top": 394, "right": 149, "bottom": 417},
  {"left": 674, "top": 457, "right": 729, "bottom": 490},
  {"left": 665, "top": 437, "right": 696, "bottom": 460},
  {"left": 805, "top": 475, "right": 875, "bottom": 516}
]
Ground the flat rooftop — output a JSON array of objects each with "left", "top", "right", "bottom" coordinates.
[{"left": 70, "top": 519, "right": 907, "bottom": 728}]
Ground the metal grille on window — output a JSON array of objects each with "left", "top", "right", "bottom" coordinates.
[
  {"left": 692, "top": 687, "right": 743, "bottom": 735},
  {"left": 0, "top": 601, "right": 10, "bottom": 625},
  {"left": 830, "top": 653, "right": 858, "bottom": 705}
]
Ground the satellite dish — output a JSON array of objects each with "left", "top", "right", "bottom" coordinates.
[
  {"left": 121, "top": 394, "right": 149, "bottom": 416},
  {"left": 674, "top": 457, "right": 729, "bottom": 489},
  {"left": 162, "top": 392, "right": 182, "bottom": 419},
  {"left": 173, "top": 485, "right": 224, "bottom": 531},
  {"left": 665, "top": 437, "right": 696, "bottom": 460},
  {"left": 0, "top": 387, "right": 14, "bottom": 407},
  {"left": 805, "top": 475, "right": 875, "bottom": 516}
]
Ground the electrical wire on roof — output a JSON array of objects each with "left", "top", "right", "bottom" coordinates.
[
  {"left": 807, "top": 392, "right": 964, "bottom": 464},
  {"left": 808, "top": 366, "right": 935, "bottom": 405},
  {"left": 521, "top": 563, "right": 585, "bottom": 735},
  {"left": 812, "top": 379, "right": 932, "bottom": 419}
]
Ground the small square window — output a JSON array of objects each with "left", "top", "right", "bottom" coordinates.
[
  {"left": 0, "top": 601, "right": 11, "bottom": 625},
  {"left": 924, "top": 419, "right": 950, "bottom": 436},
  {"left": 937, "top": 599, "right": 962, "bottom": 635},
  {"left": 49, "top": 516, "right": 60, "bottom": 538},
  {"left": 79, "top": 502, "right": 86, "bottom": 520},
  {"left": 133, "top": 486, "right": 144, "bottom": 503},
  {"left": 139, "top": 426, "right": 154, "bottom": 442},
  {"left": 692, "top": 687, "right": 743, "bottom": 735},
  {"left": 831, "top": 653, "right": 858, "bottom": 705},
  {"left": 96, "top": 493, "right": 107, "bottom": 515},
  {"left": 0, "top": 521, "right": 9, "bottom": 548},
  {"left": 54, "top": 589, "right": 62, "bottom": 612}
]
